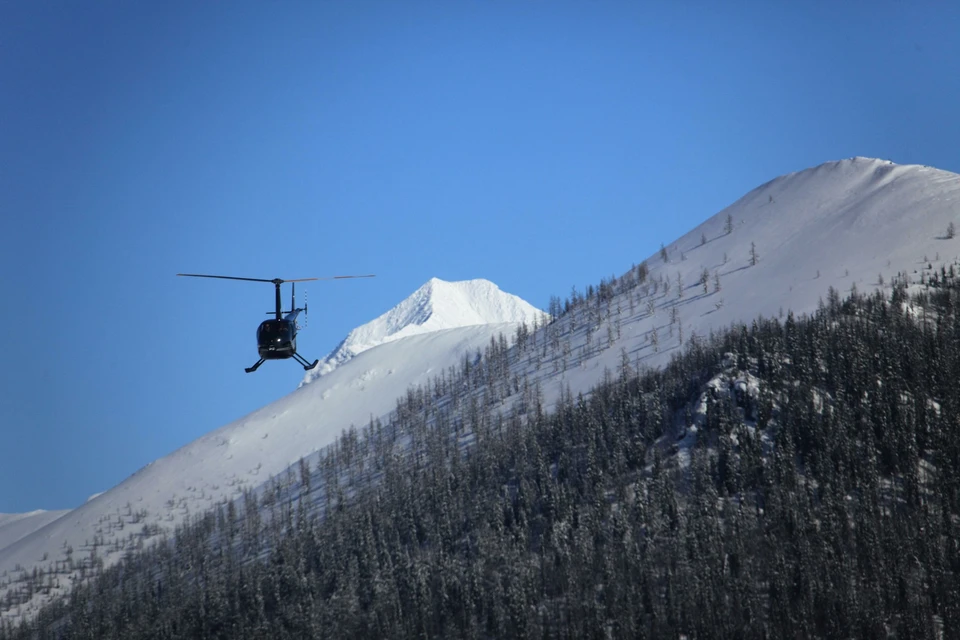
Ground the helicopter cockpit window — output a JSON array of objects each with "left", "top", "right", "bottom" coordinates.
[{"left": 260, "top": 323, "right": 290, "bottom": 338}]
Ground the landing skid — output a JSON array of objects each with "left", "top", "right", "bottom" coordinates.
[
  {"left": 292, "top": 352, "right": 319, "bottom": 371},
  {"left": 245, "top": 354, "right": 318, "bottom": 373}
]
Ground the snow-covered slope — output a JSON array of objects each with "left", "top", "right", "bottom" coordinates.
[
  {"left": 661, "top": 156, "right": 959, "bottom": 330},
  {"left": 0, "top": 511, "right": 69, "bottom": 556},
  {"left": 4, "top": 157, "right": 960, "bottom": 623},
  {"left": 301, "top": 277, "right": 543, "bottom": 384},
  {"left": 523, "top": 157, "right": 960, "bottom": 406}
]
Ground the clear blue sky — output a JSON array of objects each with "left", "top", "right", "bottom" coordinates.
[{"left": 2, "top": 1, "right": 958, "bottom": 512}]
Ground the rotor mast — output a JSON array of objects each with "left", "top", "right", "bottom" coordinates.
[{"left": 273, "top": 279, "right": 283, "bottom": 319}]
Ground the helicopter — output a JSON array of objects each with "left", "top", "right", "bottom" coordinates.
[{"left": 176, "top": 273, "right": 375, "bottom": 373}]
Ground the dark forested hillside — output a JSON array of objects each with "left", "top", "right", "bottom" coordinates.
[{"left": 4, "top": 275, "right": 960, "bottom": 639}]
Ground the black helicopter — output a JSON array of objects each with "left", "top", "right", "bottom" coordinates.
[{"left": 176, "top": 273, "right": 375, "bottom": 373}]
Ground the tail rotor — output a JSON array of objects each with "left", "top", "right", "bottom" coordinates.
[{"left": 292, "top": 282, "right": 308, "bottom": 330}]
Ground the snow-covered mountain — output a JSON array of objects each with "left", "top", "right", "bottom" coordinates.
[
  {"left": 301, "top": 277, "right": 544, "bottom": 385},
  {"left": 526, "top": 156, "right": 960, "bottom": 404},
  {"left": 3, "top": 156, "right": 960, "bottom": 623}
]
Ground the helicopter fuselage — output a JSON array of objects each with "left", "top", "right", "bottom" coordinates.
[{"left": 256, "top": 312, "right": 301, "bottom": 360}]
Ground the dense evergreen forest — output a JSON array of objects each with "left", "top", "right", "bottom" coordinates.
[{"left": 3, "top": 271, "right": 960, "bottom": 639}]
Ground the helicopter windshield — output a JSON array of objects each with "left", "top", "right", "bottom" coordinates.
[{"left": 259, "top": 322, "right": 291, "bottom": 338}]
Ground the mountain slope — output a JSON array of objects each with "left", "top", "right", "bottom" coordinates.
[
  {"left": 524, "top": 157, "right": 960, "bottom": 407},
  {"left": 301, "top": 277, "right": 543, "bottom": 384},
  {"left": 0, "top": 511, "right": 69, "bottom": 556},
  {"left": 4, "top": 156, "right": 960, "bottom": 623}
]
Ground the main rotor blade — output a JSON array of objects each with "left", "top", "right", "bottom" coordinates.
[
  {"left": 176, "top": 273, "right": 276, "bottom": 283},
  {"left": 312, "top": 275, "right": 377, "bottom": 281},
  {"left": 177, "top": 273, "right": 375, "bottom": 283}
]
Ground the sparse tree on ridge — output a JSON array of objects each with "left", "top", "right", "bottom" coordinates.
[
  {"left": 636, "top": 260, "right": 649, "bottom": 284},
  {"left": 947, "top": 221, "right": 955, "bottom": 239},
  {"left": 701, "top": 232, "right": 707, "bottom": 246},
  {"left": 660, "top": 243, "right": 668, "bottom": 263},
  {"left": 725, "top": 213, "right": 734, "bottom": 234},
  {"left": 750, "top": 242, "right": 758, "bottom": 266}
]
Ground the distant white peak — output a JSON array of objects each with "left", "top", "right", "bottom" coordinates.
[{"left": 301, "top": 278, "right": 543, "bottom": 385}]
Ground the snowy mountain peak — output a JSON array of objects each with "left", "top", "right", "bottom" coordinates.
[{"left": 301, "top": 278, "right": 544, "bottom": 385}]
